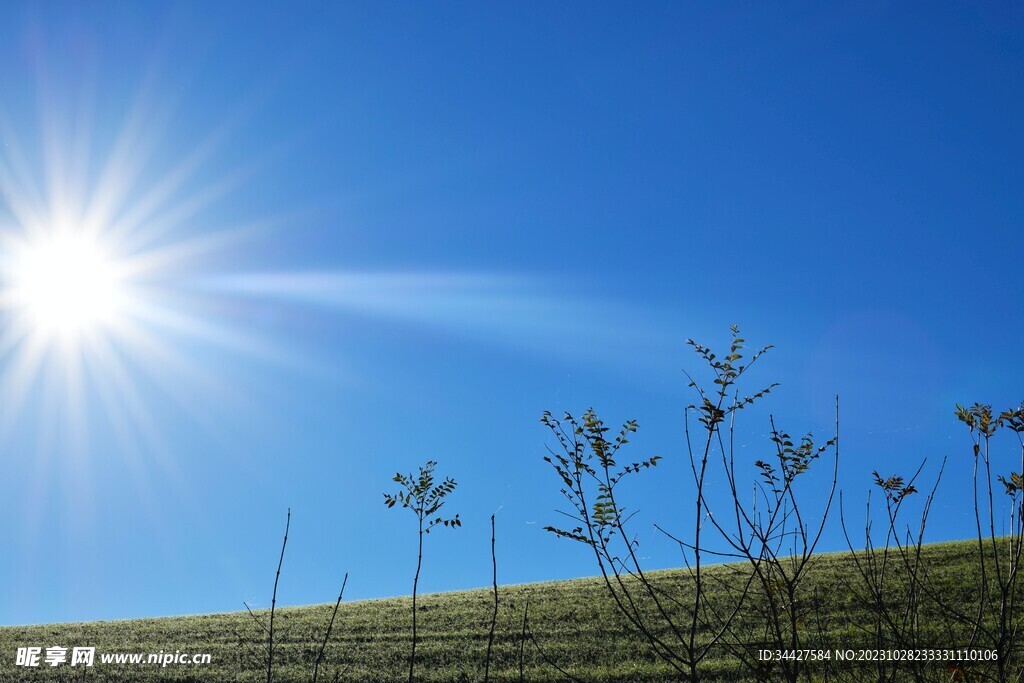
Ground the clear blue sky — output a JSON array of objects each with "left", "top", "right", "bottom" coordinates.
[{"left": 0, "top": 2, "right": 1021, "bottom": 625}]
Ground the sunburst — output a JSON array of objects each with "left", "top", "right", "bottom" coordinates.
[{"left": 7, "top": 230, "right": 127, "bottom": 338}]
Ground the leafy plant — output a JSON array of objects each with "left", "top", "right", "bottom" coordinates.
[
  {"left": 667, "top": 327, "right": 830, "bottom": 681},
  {"left": 542, "top": 326, "right": 775, "bottom": 681},
  {"left": 955, "top": 402, "right": 1024, "bottom": 682},
  {"left": 542, "top": 409, "right": 690, "bottom": 674},
  {"left": 384, "top": 460, "right": 460, "bottom": 683},
  {"left": 707, "top": 407, "right": 838, "bottom": 683},
  {"left": 840, "top": 459, "right": 946, "bottom": 683}
]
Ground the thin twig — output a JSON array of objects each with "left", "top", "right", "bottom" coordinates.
[
  {"left": 518, "top": 599, "right": 530, "bottom": 683},
  {"left": 312, "top": 573, "right": 349, "bottom": 683},
  {"left": 267, "top": 508, "right": 291, "bottom": 683},
  {"left": 484, "top": 514, "right": 499, "bottom": 683}
]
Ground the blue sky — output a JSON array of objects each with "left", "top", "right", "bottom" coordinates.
[{"left": 0, "top": 2, "right": 1021, "bottom": 625}]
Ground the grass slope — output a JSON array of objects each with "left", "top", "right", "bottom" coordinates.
[{"left": 0, "top": 540, "right": 999, "bottom": 682}]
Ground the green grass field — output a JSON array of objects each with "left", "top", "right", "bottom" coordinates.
[{"left": 0, "top": 539, "right": 1010, "bottom": 682}]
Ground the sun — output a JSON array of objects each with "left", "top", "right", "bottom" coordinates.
[{"left": 9, "top": 232, "right": 127, "bottom": 338}]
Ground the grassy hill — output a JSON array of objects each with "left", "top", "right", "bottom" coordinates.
[{"left": 0, "top": 539, "right": 1009, "bottom": 682}]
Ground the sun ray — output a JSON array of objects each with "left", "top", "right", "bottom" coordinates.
[{"left": 0, "top": 59, "right": 302, "bottom": 530}]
